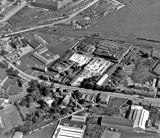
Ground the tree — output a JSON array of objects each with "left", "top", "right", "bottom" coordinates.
[
  {"left": 38, "top": 99, "right": 46, "bottom": 105},
  {"left": 73, "top": 90, "right": 82, "bottom": 100},
  {"left": 38, "top": 82, "right": 46, "bottom": 90},
  {"left": 26, "top": 95, "right": 34, "bottom": 103},
  {"left": 32, "top": 115, "right": 39, "bottom": 124},
  {"left": 19, "top": 98, "right": 28, "bottom": 106},
  {"left": 0, "top": 61, "right": 8, "bottom": 69},
  {"left": 42, "top": 86, "right": 50, "bottom": 97},
  {"left": 0, "top": 50, "right": 7, "bottom": 56},
  {"left": 81, "top": 78, "right": 95, "bottom": 89},
  {"left": 50, "top": 108, "right": 56, "bottom": 114},
  {"left": 31, "top": 90, "right": 41, "bottom": 102},
  {"left": 6, "top": 67, "right": 19, "bottom": 77},
  {"left": 78, "top": 99, "right": 86, "bottom": 104},
  {"left": 17, "top": 78, "right": 23, "bottom": 87},
  {"left": 35, "top": 109, "right": 44, "bottom": 118},
  {"left": 28, "top": 80, "right": 38, "bottom": 91},
  {"left": 51, "top": 101, "right": 58, "bottom": 108},
  {"left": 60, "top": 108, "right": 67, "bottom": 115}
]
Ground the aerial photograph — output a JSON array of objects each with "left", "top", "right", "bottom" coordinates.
[{"left": 1, "top": 0, "right": 160, "bottom": 138}]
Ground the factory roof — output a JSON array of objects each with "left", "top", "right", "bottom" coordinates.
[
  {"left": 101, "top": 116, "right": 134, "bottom": 128},
  {"left": 52, "top": 124, "right": 86, "bottom": 138}
]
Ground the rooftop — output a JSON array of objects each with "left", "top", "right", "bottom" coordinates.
[{"left": 101, "top": 116, "right": 134, "bottom": 128}]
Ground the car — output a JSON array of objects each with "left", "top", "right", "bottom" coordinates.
[{"left": 108, "top": 127, "right": 118, "bottom": 132}]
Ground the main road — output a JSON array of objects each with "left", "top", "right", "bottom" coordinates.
[
  {"left": 3, "top": 0, "right": 100, "bottom": 37},
  {"left": 5, "top": 56, "right": 160, "bottom": 108}
]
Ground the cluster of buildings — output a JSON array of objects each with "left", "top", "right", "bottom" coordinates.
[
  {"left": 72, "top": 17, "right": 92, "bottom": 30},
  {"left": 47, "top": 37, "right": 132, "bottom": 88},
  {"left": 100, "top": 105, "right": 149, "bottom": 130},
  {"left": 94, "top": 40, "right": 133, "bottom": 63},
  {"left": 0, "top": 0, "right": 27, "bottom": 23},
  {"left": 52, "top": 114, "right": 87, "bottom": 138},
  {"left": 71, "top": 55, "right": 112, "bottom": 86},
  {"left": 52, "top": 124, "right": 86, "bottom": 138},
  {"left": 31, "top": 0, "right": 73, "bottom": 11},
  {"left": 3, "top": 35, "right": 34, "bottom": 62}
]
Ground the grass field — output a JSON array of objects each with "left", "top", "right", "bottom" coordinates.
[
  {"left": 23, "top": 122, "right": 58, "bottom": 138},
  {"left": 37, "top": 31, "right": 73, "bottom": 56},
  {"left": 108, "top": 97, "right": 127, "bottom": 109},
  {"left": 18, "top": 52, "right": 46, "bottom": 74},
  {"left": 0, "top": 68, "right": 7, "bottom": 82},
  {"left": 0, "top": 106, "right": 23, "bottom": 131}
]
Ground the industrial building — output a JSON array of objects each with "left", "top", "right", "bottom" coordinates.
[
  {"left": 69, "top": 53, "right": 91, "bottom": 67},
  {"left": 101, "top": 116, "right": 134, "bottom": 128},
  {"left": 52, "top": 124, "right": 86, "bottom": 138},
  {"left": 61, "top": 93, "right": 71, "bottom": 108},
  {"left": 32, "top": 47, "right": 60, "bottom": 65},
  {"left": 101, "top": 105, "right": 149, "bottom": 130},
  {"left": 12, "top": 132, "right": 23, "bottom": 138},
  {"left": 98, "top": 92, "right": 110, "bottom": 104},
  {"left": 95, "top": 40, "right": 133, "bottom": 63},
  {"left": 71, "top": 115, "right": 87, "bottom": 122},
  {"left": 96, "top": 74, "right": 109, "bottom": 87},
  {"left": 128, "top": 105, "right": 149, "bottom": 130},
  {"left": 85, "top": 58, "right": 112, "bottom": 75},
  {"left": 71, "top": 57, "right": 112, "bottom": 86},
  {"left": 31, "top": 0, "right": 73, "bottom": 11}
]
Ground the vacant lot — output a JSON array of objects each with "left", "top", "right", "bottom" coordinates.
[
  {"left": 108, "top": 97, "right": 127, "bottom": 109},
  {"left": 131, "top": 58, "right": 155, "bottom": 83}
]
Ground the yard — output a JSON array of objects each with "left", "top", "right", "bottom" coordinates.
[
  {"left": 89, "top": 98, "right": 126, "bottom": 117},
  {"left": 127, "top": 51, "right": 156, "bottom": 83},
  {"left": 108, "top": 97, "right": 127, "bottom": 109},
  {"left": 84, "top": 124, "right": 105, "bottom": 138}
]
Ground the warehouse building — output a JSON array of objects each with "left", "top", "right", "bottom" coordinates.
[
  {"left": 101, "top": 116, "right": 134, "bottom": 129},
  {"left": 32, "top": 47, "right": 60, "bottom": 65},
  {"left": 31, "top": 0, "right": 73, "bottom": 11},
  {"left": 96, "top": 74, "right": 109, "bottom": 87},
  {"left": 69, "top": 53, "right": 91, "bottom": 66},
  {"left": 52, "top": 124, "right": 86, "bottom": 138},
  {"left": 129, "top": 105, "right": 149, "bottom": 130},
  {"left": 12, "top": 132, "right": 23, "bottom": 138},
  {"left": 71, "top": 115, "right": 87, "bottom": 122}
]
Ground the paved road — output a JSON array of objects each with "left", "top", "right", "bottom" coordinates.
[
  {"left": 5, "top": 56, "right": 160, "bottom": 107},
  {"left": 3, "top": 0, "right": 100, "bottom": 37},
  {"left": 0, "top": 76, "right": 8, "bottom": 88}
]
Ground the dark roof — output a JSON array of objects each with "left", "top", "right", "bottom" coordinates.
[
  {"left": 31, "top": 0, "right": 58, "bottom": 10},
  {"left": 27, "top": 39, "right": 40, "bottom": 49},
  {"left": 101, "top": 116, "right": 134, "bottom": 128}
]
